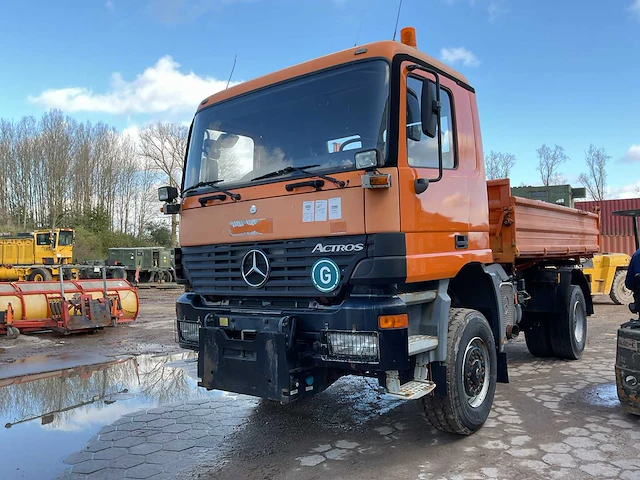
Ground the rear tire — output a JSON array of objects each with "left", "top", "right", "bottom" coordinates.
[
  {"left": 28, "top": 268, "right": 53, "bottom": 282},
  {"left": 421, "top": 308, "right": 497, "bottom": 435},
  {"left": 610, "top": 270, "right": 633, "bottom": 305},
  {"left": 550, "top": 285, "right": 587, "bottom": 360},
  {"left": 524, "top": 314, "right": 554, "bottom": 357}
]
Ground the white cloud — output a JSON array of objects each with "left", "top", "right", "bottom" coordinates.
[
  {"left": 608, "top": 181, "right": 640, "bottom": 199},
  {"left": 488, "top": 0, "right": 508, "bottom": 21},
  {"left": 440, "top": 47, "right": 480, "bottom": 67},
  {"left": 621, "top": 144, "right": 640, "bottom": 163},
  {"left": 29, "top": 56, "right": 239, "bottom": 115},
  {"left": 630, "top": 0, "right": 640, "bottom": 18}
]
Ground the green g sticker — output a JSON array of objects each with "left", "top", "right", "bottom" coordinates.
[{"left": 311, "top": 258, "right": 341, "bottom": 293}]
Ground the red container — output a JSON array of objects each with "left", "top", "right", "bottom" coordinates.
[{"left": 575, "top": 198, "right": 640, "bottom": 256}]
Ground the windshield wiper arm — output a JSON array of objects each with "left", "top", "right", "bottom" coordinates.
[
  {"left": 252, "top": 164, "right": 346, "bottom": 188},
  {"left": 182, "top": 180, "right": 241, "bottom": 201}
]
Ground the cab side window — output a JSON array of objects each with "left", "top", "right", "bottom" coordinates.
[{"left": 406, "top": 76, "right": 456, "bottom": 169}]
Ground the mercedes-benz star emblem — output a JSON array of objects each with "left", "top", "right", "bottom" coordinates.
[{"left": 241, "top": 250, "right": 270, "bottom": 288}]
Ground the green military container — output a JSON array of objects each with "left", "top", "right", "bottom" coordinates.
[
  {"left": 511, "top": 184, "right": 587, "bottom": 208},
  {"left": 107, "top": 247, "right": 175, "bottom": 283}
]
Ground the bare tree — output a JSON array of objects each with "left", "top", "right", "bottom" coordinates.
[
  {"left": 485, "top": 151, "right": 516, "bottom": 180},
  {"left": 537, "top": 144, "right": 568, "bottom": 186},
  {"left": 578, "top": 145, "right": 609, "bottom": 201},
  {"left": 138, "top": 123, "right": 188, "bottom": 246}
]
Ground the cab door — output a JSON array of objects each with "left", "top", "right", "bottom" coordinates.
[{"left": 397, "top": 60, "right": 491, "bottom": 283}]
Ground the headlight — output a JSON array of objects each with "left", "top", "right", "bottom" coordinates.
[
  {"left": 177, "top": 319, "right": 199, "bottom": 347},
  {"left": 325, "top": 331, "right": 379, "bottom": 363},
  {"left": 355, "top": 149, "right": 378, "bottom": 170}
]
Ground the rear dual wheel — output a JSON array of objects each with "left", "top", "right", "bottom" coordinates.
[{"left": 524, "top": 285, "right": 587, "bottom": 360}]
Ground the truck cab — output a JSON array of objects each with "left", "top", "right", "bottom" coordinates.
[
  {"left": 163, "top": 29, "right": 595, "bottom": 436},
  {"left": 33, "top": 228, "right": 74, "bottom": 265}
]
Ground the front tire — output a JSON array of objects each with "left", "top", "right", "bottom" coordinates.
[
  {"left": 550, "top": 285, "right": 587, "bottom": 360},
  {"left": 28, "top": 268, "right": 53, "bottom": 282},
  {"left": 610, "top": 270, "right": 633, "bottom": 305},
  {"left": 421, "top": 308, "right": 497, "bottom": 435}
]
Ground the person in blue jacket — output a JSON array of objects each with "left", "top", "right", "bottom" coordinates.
[
  {"left": 626, "top": 248, "right": 640, "bottom": 311},
  {"left": 626, "top": 249, "right": 640, "bottom": 292}
]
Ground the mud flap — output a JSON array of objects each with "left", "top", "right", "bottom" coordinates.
[{"left": 198, "top": 327, "right": 292, "bottom": 402}]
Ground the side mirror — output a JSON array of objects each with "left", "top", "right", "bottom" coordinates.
[
  {"left": 421, "top": 80, "right": 439, "bottom": 138},
  {"left": 158, "top": 186, "right": 179, "bottom": 203},
  {"left": 406, "top": 88, "right": 422, "bottom": 142}
]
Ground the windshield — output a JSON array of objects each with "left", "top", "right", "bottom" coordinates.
[
  {"left": 183, "top": 60, "right": 390, "bottom": 192},
  {"left": 58, "top": 231, "right": 73, "bottom": 246}
]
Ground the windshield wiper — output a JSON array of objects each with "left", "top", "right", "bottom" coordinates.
[
  {"left": 182, "top": 180, "right": 241, "bottom": 201},
  {"left": 251, "top": 164, "right": 346, "bottom": 188}
]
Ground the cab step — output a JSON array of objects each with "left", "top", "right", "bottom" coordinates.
[
  {"left": 408, "top": 335, "right": 438, "bottom": 355},
  {"left": 386, "top": 380, "right": 436, "bottom": 400}
]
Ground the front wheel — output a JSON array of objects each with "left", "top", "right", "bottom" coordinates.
[
  {"left": 28, "top": 268, "right": 53, "bottom": 282},
  {"left": 421, "top": 308, "right": 497, "bottom": 435}
]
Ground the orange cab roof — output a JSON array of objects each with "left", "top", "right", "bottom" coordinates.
[{"left": 197, "top": 40, "right": 472, "bottom": 112}]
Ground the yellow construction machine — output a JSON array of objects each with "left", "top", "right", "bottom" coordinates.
[
  {"left": 0, "top": 228, "right": 75, "bottom": 281},
  {"left": 583, "top": 253, "right": 632, "bottom": 305}
]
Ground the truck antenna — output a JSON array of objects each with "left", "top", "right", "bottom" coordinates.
[
  {"left": 226, "top": 55, "right": 237, "bottom": 89},
  {"left": 353, "top": 0, "right": 372, "bottom": 46},
  {"left": 392, "top": 0, "right": 404, "bottom": 41}
]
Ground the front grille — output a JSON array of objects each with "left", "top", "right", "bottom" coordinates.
[
  {"left": 177, "top": 318, "right": 199, "bottom": 350},
  {"left": 181, "top": 236, "right": 367, "bottom": 298}
]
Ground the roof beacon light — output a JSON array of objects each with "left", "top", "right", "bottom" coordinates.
[{"left": 400, "top": 27, "right": 417, "bottom": 48}]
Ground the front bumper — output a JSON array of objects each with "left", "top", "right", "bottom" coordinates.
[{"left": 176, "top": 292, "right": 410, "bottom": 402}]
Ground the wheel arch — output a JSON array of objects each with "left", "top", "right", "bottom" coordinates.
[{"left": 448, "top": 262, "right": 509, "bottom": 383}]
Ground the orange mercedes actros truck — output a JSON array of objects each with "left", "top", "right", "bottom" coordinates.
[{"left": 159, "top": 28, "right": 600, "bottom": 435}]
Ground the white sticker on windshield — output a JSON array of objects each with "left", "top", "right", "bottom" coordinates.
[
  {"left": 441, "top": 116, "right": 450, "bottom": 153},
  {"left": 303, "top": 201, "right": 315, "bottom": 222},
  {"left": 329, "top": 197, "right": 342, "bottom": 220},
  {"left": 315, "top": 200, "right": 328, "bottom": 222}
]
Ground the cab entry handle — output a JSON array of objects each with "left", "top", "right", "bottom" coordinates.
[{"left": 455, "top": 235, "right": 468, "bottom": 249}]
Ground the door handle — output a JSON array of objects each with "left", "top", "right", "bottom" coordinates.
[{"left": 455, "top": 235, "right": 468, "bottom": 249}]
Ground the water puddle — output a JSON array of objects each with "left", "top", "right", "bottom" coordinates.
[
  {"left": 0, "top": 351, "right": 220, "bottom": 479},
  {"left": 579, "top": 383, "right": 621, "bottom": 408}
]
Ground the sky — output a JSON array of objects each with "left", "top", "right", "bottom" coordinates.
[{"left": 1, "top": 0, "right": 639, "bottom": 198}]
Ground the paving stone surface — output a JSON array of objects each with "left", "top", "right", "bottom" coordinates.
[{"left": 56, "top": 313, "right": 640, "bottom": 480}]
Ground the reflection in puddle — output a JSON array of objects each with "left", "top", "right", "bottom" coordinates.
[
  {"left": 0, "top": 352, "right": 219, "bottom": 479},
  {"left": 580, "top": 383, "right": 621, "bottom": 408}
]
